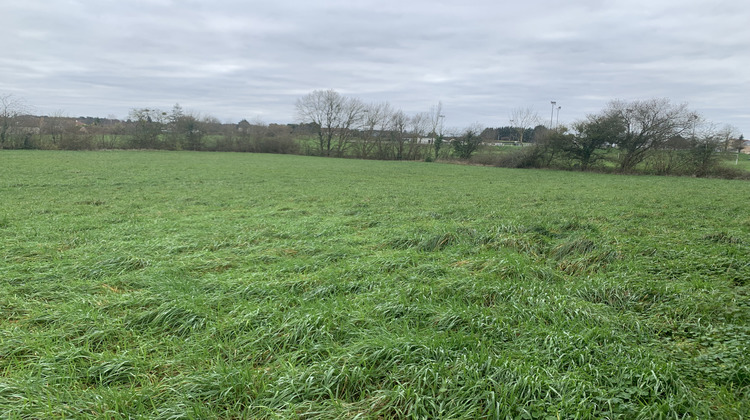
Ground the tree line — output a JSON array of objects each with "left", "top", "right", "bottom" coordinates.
[
  {"left": 294, "top": 89, "right": 449, "bottom": 160},
  {"left": 1, "top": 92, "right": 746, "bottom": 178},
  {"left": 0, "top": 96, "right": 301, "bottom": 154},
  {"left": 488, "top": 98, "right": 746, "bottom": 178}
]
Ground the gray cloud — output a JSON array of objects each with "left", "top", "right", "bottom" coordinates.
[{"left": 2, "top": 0, "right": 748, "bottom": 134}]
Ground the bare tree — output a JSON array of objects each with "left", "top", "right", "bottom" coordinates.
[
  {"left": 334, "top": 96, "right": 366, "bottom": 157},
  {"left": 295, "top": 89, "right": 366, "bottom": 157},
  {"left": 0, "top": 94, "right": 28, "bottom": 149},
  {"left": 509, "top": 107, "right": 541, "bottom": 146},
  {"left": 716, "top": 124, "right": 740, "bottom": 152},
  {"left": 357, "top": 102, "right": 392, "bottom": 159},
  {"left": 60, "top": 119, "right": 94, "bottom": 150},
  {"left": 42, "top": 110, "right": 69, "bottom": 148},
  {"left": 684, "top": 120, "right": 727, "bottom": 176},
  {"left": 107, "top": 116, "right": 126, "bottom": 149},
  {"left": 407, "top": 112, "right": 430, "bottom": 160},
  {"left": 372, "top": 103, "right": 398, "bottom": 160},
  {"left": 388, "top": 109, "right": 409, "bottom": 160}
]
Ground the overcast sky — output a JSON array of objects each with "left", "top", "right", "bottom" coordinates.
[{"left": 2, "top": 0, "right": 749, "bottom": 135}]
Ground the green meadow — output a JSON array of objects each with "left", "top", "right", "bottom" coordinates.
[{"left": 1, "top": 150, "right": 748, "bottom": 419}]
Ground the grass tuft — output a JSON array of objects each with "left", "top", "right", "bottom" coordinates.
[
  {"left": 86, "top": 256, "right": 149, "bottom": 279},
  {"left": 127, "top": 305, "right": 207, "bottom": 336},
  {"left": 86, "top": 358, "right": 137, "bottom": 385}
]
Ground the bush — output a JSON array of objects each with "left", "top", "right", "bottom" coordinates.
[
  {"left": 255, "top": 136, "right": 299, "bottom": 154},
  {"left": 467, "top": 149, "right": 505, "bottom": 166},
  {"left": 451, "top": 127, "right": 483, "bottom": 159},
  {"left": 701, "top": 165, "right": 750, "bottom": 180},
  {"left": 490, "top": 146, "right": 547, "bottom": 168},
  {"left": 59, "top": 129, "right": 94, "bottom": 150}
]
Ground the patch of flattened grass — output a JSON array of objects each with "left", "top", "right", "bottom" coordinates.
[
  {"left": 85, "top": 256, "right": 149, "bottom": 279},
  {"left": 126, "top": 304, "right": 207, "bottom": 336},
  {"left": 86, "top": 358, "right": 137, "bottom": 386}
]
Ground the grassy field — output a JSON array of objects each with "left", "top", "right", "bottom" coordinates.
[
  {"left": 1, "top": 150, "right": 748, "bottom": 419},
  {"left": 727, "top": 151, "right": 750, "bottom": 172}
]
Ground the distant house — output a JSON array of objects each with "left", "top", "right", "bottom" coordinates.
[
  {"left": 742, "top": 140, "right": 750, "bottom": 154},
  {"left": 236, "top": 119, "right": 252, "bottom": 133}
]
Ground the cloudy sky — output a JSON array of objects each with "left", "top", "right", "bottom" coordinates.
[{"left": 2, "top": 0, "right": 749, "bottom": 135}]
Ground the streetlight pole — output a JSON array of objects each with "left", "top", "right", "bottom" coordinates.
[
  {"left": 556, "top": 106, "right": 561, "bottom": 129},
  {"left": 550, "top": 101, "right": 556, "bottom": 129},
  {"left": 690, "top": 113, "right": 698, "bottom": 140}
]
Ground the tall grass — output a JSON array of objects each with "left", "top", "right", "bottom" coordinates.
[{"left": 1, "top": 150, "right": 748, "bottom": 418}]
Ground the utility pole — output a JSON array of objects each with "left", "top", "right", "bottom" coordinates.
[{"left": 550, "top": 101, "right": 556, "bottom": 129}]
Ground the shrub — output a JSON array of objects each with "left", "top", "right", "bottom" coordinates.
[{"left": 491, "top": 146, "right": 547, "bottom": 168}]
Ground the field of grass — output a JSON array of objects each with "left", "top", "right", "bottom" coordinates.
[
  {"left": 724, "top": 151, "right": 750, "bottom": 171},
  {"left": 1, "top": 150, "right": 748, "bottom": 419}
]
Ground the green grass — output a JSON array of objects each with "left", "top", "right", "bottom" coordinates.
[
  {"left": 1, "top": 150, "right": 749, "bottom": 419},
  {"left": 723, "top": 151, "right": 750, "bottom": 171}
]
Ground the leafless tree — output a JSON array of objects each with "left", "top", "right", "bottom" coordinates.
[
  {"left": 295, "top": 89, "right": 366, "bottom": 157},
  {"left": 387, "top": 109, "right": 409, "bottom": 160},
  {"left": 716, "top": 124, "right": 740, "bottom": 152},
  {"left": 357, "top": 102, "right": 392, "bottom": 159},
  {"left": 407, "top": 112, "right": 430, "bottom": 160},
  {"left": 509, "top": 107, "right": 541, "bottom": 146},
  {"left": 43, "top": 110, "right": 69, "bottom": 148},
  {"left": 0, "top": 94, "right": 28, "bottom": 148},
  {"left": 106, "top": 115, "right": 126, "bottom": 149}
]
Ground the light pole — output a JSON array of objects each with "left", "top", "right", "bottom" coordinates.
[
  {"left": 550, "top": 101, "right": 556, "bottom": 129},
  {"left": 690, "top": 113, "right": 698, "bottom": 139},
  {"left": 556, "top": 106, "right": 561, "bottom": 129}
]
